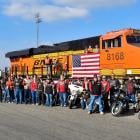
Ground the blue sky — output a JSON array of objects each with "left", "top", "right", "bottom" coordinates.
[{"left": 0, "top": 0, "right": 140, "bottom": 69}]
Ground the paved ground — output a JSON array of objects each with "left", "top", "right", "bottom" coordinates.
[{"left": 0, "top": 103, "right": 139, "bottom": 140}]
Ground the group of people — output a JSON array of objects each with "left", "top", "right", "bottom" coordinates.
[
  {"left": 81, "top": 75, "right": 137, "bottom": 115},
  {"left": 0, "top": 74, "right": 69, "bottom": 107},
  {"left": 0, "top": 74, "right": 138, "bottom": 115}
]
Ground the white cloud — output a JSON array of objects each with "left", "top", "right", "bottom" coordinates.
[
  {"left": 53, "top": 0, "right": 136, "bottom": 8},
  {"left": 2, "top": 0, "right": 87, "bottom": 21},
  {"left": 1, "top": 0, "right": 136, "bottom": 22}
]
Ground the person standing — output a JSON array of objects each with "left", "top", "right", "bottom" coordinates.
[
  {"left": 81, "top": 77, "right": 90, "bottom": 109},
  {"left": 0, "top": 80, "right": 2, "bottom": 102},
  {"left": 53, "top": 59, "right": 58, "bottom": 75},
  {"left": 88, "top": 76, "right": 104, "bottom": 114},
  {"left": 109, "top": 75, "right": 120, "bottom": 105},
  {"left": 1, "top": 77, "right": 7, "bottom": 102},
  {"left": 57, "top": 75, "right": 68, "bottom": 107},
  {"left": 101, "top": 76, "right": 110, "bottom": 112},
  {"left": 63, "top": 63, "right": 68, "bottom": 78},
  {"left": 125, "top": 76, "right": 136, "bottom": 112},
  {"left": 37, "top": 78, "right": 44, "bottom": 105},
  {"left": 30, "top": 76, "right": 38, "bottom": 105},
  {"left": 23, "top": 75, "right": 31, "bottom": 104},
  {"left": 14, "top": 75, "right": 24, "bottom": 104},
  {"left": 44, "top": 79, "right": 53, "bottom": 107},
  {"left": 45, "top": 55, "right": 52, "bottom": 78}
]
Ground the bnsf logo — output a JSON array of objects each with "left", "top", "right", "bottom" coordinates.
[{"left": 34, "top": 59, "right": 45, "bottom": 66}]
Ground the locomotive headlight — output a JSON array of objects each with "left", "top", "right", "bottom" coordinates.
[{"left": 114, "top": 93, "right": 119, "bottom": 98}]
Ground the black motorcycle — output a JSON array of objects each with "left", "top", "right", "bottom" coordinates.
[
  {"left": 111, "top": 87, "right": 128, "bottom": 116},
  {"left": 138, "top": 111, "right": 140, "bottom": 120}
]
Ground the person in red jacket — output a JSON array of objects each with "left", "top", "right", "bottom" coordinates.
[
  {"left": 57, "top": 75, "right": 68, "bottom": 107},
  {"left": 5, "top": 77, "right": 14, "bottom": 103},
  {"left": 101, "top": 76, "right": 110, "bottom": 112},
  {"left": 30, "top": 75, "right": 38, "bottom": 105}
]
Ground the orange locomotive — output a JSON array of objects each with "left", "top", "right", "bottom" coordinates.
[{"left": 6, "top": 28, "right": 140, "bottom": 77}]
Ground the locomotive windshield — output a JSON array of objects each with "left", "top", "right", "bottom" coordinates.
[{"left": 127, "top": 35, "right": 140, "bottom": 44}]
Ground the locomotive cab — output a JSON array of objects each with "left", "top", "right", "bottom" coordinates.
[{"left": 100, "top": 29, "right": 140, "bottom": 76}]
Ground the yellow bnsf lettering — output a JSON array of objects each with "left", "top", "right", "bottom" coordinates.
[{"left": 34, "top": 59, "right": 45, "bottom": 66}]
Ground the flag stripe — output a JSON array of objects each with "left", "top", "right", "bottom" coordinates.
[
  {"left": 81, "top": 58, "right": 99, "bottom": 62},
  {"left": 73, "top": 70, "right": 100, "bottom": 74},
  {"left": 81, "top": 62, "right": 100, "bottom": 66},
  {"left": 81, "top": 54, "right": 100, "bottom": 58},
  {"left": 73, "top": 67, "right": 99, "bottom": 70}
]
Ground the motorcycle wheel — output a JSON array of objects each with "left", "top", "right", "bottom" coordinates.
[
  {"left": 111, "top": 101, "right": 123, "bottom": 116},
  {"left": 69, "top": 100, "right": 73, "bottom": 109},
  {"left": 138, "top": 111, "right": 140, "bottom": 120}
]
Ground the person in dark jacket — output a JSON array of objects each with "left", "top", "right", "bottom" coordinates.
[
  {"left": 81, "top": 77, "right": 90, "bottom": 109},
  {"left": 14, "top": 75, "right": 24, "bottom": 104},
  {"left": 37, "top": 78, "right": 44, "bottom": 105},
  {"left": 88, "top": 76, "right": 104, "bottom": 115},
  {"left": 109, "top": 75, "right": 120, "bottom": 105},
  {"left": 23, "top": 75, "right": 31, "bottom": 104},
  {"left": 44, "top": 79, "right": 53, "bottom": 107}
]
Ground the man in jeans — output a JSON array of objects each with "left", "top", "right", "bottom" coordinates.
[
  {"left": 88, "top": 76, "right": 104, "bottom": 115},
  {"left": 30, "top": 76, "right": 38, "bottom": 105},
  {"left": 14, "top": 75, "right": 24, "bottom": 104},
  {"left": 23, "top": 75, "right": 31, "bottom": 104},
  {"left": 44, "top": 79, "right": 53, "bottom": 107},
  {"left": 101, "top": 76, "right": 110, "bottom": 112},
  {"left": 57, "top": 75, "right": 68, "bottom": 107},
  {"left": 125, "top": 76, "right": 136, "bottom": 112}
]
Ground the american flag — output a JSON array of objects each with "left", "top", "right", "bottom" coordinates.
[{"left": 72, "top": 53, "right": 100, "bottom": 78}]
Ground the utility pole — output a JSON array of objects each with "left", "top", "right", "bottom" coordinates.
[{"left": 35, "top": 12, "right": 42, "bottom": 48}]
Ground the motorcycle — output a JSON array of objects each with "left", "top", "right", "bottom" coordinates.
[
  {"left": 135, "top": 86, "right": 140, "bottom": 112},
  {"left": 111, "top": 87, "right": 128, "bottom": 116},
  {"left": 136, "top": 86, "right": 140, "bottom": 119},
  {"left": 138, "top": 111, "right": 140, "bottom": 120},
  {"left": 68, "top": 84, "right": 83, "bottom": 109}
]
